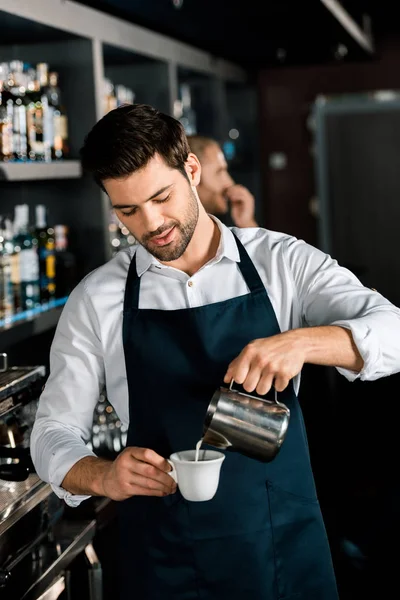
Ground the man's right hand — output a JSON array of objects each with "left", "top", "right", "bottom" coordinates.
[{"left": 101, "top": 446, "right": 177, "bottom": 501}]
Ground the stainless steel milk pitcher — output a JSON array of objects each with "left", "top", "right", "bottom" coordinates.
[{"left": 202, "top": 381, "right": 290, "bottom": 462}]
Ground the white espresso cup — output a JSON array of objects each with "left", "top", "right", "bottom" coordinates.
[{"left": 168, "top": 449, "right": 225, "bottom": 502}]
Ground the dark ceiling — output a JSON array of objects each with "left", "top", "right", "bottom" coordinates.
[{"left": 76, "top": 1, "right": 397, "bottom": 69}]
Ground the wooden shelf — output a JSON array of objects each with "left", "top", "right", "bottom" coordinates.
[
  {"left": 0, "top": 161, "right": 81, "bottom": 182},
  {"left": 0, "top": 297, "right": 68, "bottom": 348}
]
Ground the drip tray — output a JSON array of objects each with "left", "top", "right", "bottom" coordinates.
[
  {"left": 0, "top": 366, "right": 45, "bottom": 416},
  {"left": 0, "top": 474, "right": 51, "bottom": 535}
]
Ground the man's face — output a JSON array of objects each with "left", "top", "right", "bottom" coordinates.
[
  {"left": 104, "top": 154, "right": 199, "bottom": 262},
  {"left": 197, "top": 143, "right": 234, "bottom": 215}
]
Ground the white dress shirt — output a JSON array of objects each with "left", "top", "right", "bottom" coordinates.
[{"left": 31, "top": 218, "right": 400, "bottom": 506}]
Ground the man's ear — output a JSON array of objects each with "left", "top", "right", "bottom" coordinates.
[{"left": 185, "top": 153, "right": 201, "bottom": 187}]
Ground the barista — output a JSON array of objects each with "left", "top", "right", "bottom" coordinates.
[{"left": 31, "top": 103, "right": 400, "bottom": 600}]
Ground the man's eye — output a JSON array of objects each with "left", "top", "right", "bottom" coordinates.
[
  {"left": 120, "top": 207, "right": 137, "bottom": 216},
  {"left": 155, "top": 195, "right": 170, "bottom": 204}
]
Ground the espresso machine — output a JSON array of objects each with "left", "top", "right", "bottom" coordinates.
[{"left": 0, "top": 353, "right": 103, "bottom": 600}]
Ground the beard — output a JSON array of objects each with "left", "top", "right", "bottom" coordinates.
[{"left": 140, "top": 188, "right": 199, "bottom": 262}]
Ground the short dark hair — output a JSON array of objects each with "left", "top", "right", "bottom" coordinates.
[
  {"left": 80, "top": 103, "right": 190, "bottom": 188},
  {"left": 187, "top": 135, "right": 218, "bottom": 161}
]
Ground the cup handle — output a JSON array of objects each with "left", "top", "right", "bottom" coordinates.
[{"left": 167, "top": 459, "right": 178, "bottom": 484}]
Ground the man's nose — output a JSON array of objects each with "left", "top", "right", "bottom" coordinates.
[
  {"left": 141, "top": 207, "right": 164, "bottom": 233},
  {"left": 223, "top": 173, "right": 235, "bottom": 189}
]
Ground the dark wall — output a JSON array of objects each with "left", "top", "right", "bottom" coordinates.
[
  {"left": 258, "top": 35, "right": 400, "bottom": 246},
  {"left": 258, "top": 38, "right": 400, "bottom": 598}
]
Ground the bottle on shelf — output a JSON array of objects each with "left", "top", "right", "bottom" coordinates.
[
  {"left": 177, "top": 83, "right": 197, "bottom": 135},
  {"left": 13, "top": 204, "right": 40, "bottom": 311},
  {"left": 103, "top": 78, "right": 118, "bottom": 115},
  {"left": 26, "top": 65, "right": 47, "bottom": 161},
  {"left": 47, "top": 72, "right": 69, "bottom": 160},
  {"left": 35, "top": 204, "right": 56, "bottom": 303},
  {"left": 103, "top": 78, "right": 135, "bottom": 115},
  {"left": 8, "top": 60, "right": 28, "bottom": 161},
  {"left": 115, "top": 84, "right": 135, "bottom": 107},
  {"left": 0, "top": 218, "right": 13, "bottom": 321},
  {"left": 0, "top": 60, "right": 69, "bottom": 163},
  {"left": 0, "top": 63, "right": 14, "bottom": 162},
  {"left": 54, "top": 224, "right": 76, "bottom": 298},
  {"left": 4, "top": 217, "right": 22, "bottom": 314}
]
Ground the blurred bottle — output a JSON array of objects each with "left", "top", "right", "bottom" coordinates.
[
  {"left": 4, "top": 217, "right": 22, "bottom": 312},
  {"left": 103, "top": 78, "right": 118, "bottom": 115},
  {"left": 115, "top": 84, "right": 135, "bottom": 107},
  {"left": 0, "top": 217, "right": 13, "bottom": 320},
  {"left": 103, "top": 78, "right": 134, "bottom": 114},
  {"left": 8, "top": 60, "right": 28, "bottom": 161},
  {"left": 35, "top": 204, "right": 56, "bottom": 302},
  {"left": 47, "top": 72, "right": 69, "bottom": 159},
  {"left": 54, "top": 224, "right": 76, "bottom": 298},
  {"left": 13, "top": 204, "right": 40, "bottom": 311},
  {"left": 0, "top": 63, "right": 14, "bottom": 162},
  {"left": 178, "top": 83, "right": 197, "bottom": 135},
  {"left": 0, "top": 60, "right": 69, "bottom": 163},
  {"left": 26, "top": 65, "right": 46, "bottom": 161}
]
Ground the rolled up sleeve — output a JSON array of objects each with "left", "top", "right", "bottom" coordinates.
[
  {"left": 284, "top": 237, "right": 400, "bottom": 381},
  {"left": 30, "top": 279, "right": 105, "bottom": 506}
]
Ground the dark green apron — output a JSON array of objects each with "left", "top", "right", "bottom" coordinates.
[{"left": 119, "top": 234, "right": 338, "bottom": 599}]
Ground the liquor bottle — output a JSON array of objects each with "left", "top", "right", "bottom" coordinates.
[
  {"left": 35, "top": 204, "right": 56, "bottom": 302},
  {"left": 0, "top": 63, "right": 14, "bottom": 162},
  {"left": 54, "top": 225, "right": 76, "bottom": 298},
  {"left": 0, "top": 217, "right": 13, "bottom": 320},
  {"left": 37, "top": 63, "right": 53, "bottom": 163},
  {"left": 13, "top": 204, "right": 40, "bottom": 311},
  {"left": 8, "top": 60, "right": 28, "bottom": 161},
  {"left": 115, "top": 84, "right": 135, "bottom": 107},
  {"left": 46, "top": 72, "right": 69, "bottom": 159},
  {"left": 4, "top": 217, "right": 21, "bottom": 312},
  {"left": 26, "top": 66, "right": 46, "bottom": 161},
  {"left": 178, "top": 83, "right": 197, "bottom": 135},
  {"left": 103, "top": 78, "right": 118, "bottom": 115}
]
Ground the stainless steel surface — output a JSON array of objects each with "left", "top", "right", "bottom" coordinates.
[
  {"left": 0, "top": 475, "right": 52, "bottom": 535},
  {"left": 36, "top": 576, "right": 65, "bottom": 600},
  {"left": 203, "top": 383, "right": 290, "bottom": 462},
  {"left": 85, "top": 543, "right": 103, "bottom": 600},
  {"left": 0, "top": 354, "right": 8, "bottom": 373},
  {"left": 21, "top": 519, "right": 97, "bottom": 600},
  {"left": 0, "top": 365, "right": 45, "bottom": 408}
]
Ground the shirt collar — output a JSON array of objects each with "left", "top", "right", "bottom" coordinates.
[{"left": 134, "top": 215, "right": 240, "bottom": 277}]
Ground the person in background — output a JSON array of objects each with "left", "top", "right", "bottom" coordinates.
[
  {"left": 187, "top": 134, "right": 258, "bottom": 227},
  {"left": 31, "top": 104, "right": 400, "bottom": 600}
]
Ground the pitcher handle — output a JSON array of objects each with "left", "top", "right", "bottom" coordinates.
[{"left": 229, "top": 378, "right": 282, "bottom": 406}]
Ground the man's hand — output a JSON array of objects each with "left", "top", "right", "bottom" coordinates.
[
  {"left": 223, "top": 326, "right": 364, "bottom": 396},
  {"left": 62, "top": 447, "right": 177, "bottom": 501},
  {"left": 224, "top": 331, "right": 305, "bottom": 395},
  {"left": 101, "top": 447, "right": 177, "bottom": 501},
  {"left": 225, "top": 184, "right": 258, "bottom": 228}
]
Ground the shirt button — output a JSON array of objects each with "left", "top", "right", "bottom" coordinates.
[{"left": 188, "top": 280, "right": 193, "bottom": 287}]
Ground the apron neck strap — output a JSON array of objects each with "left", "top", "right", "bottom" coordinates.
[
  {"left": 124, "top": 232, "right": 265, "bottom": 311},
  {"left": 231, "top": 232, "right": 266, "bottom": 294}
]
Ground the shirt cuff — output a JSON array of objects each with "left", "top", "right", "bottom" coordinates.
[
  {"left": 331, "top": 320, "right": 382, "bottom": 382},
  {"left": 49, "top": 444, "right": 97, "bottom": 508}
]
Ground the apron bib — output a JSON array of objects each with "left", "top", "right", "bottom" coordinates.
[{"left": 118, "top": 234, "right": 338, "bottom": 599}]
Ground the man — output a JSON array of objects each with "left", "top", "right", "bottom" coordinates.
[
  {"left": 187, "top": 134, "right": 258, "bottom": 227},
  {"left": 31, "top": 104, "right": 400, "bottom": 600}
]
